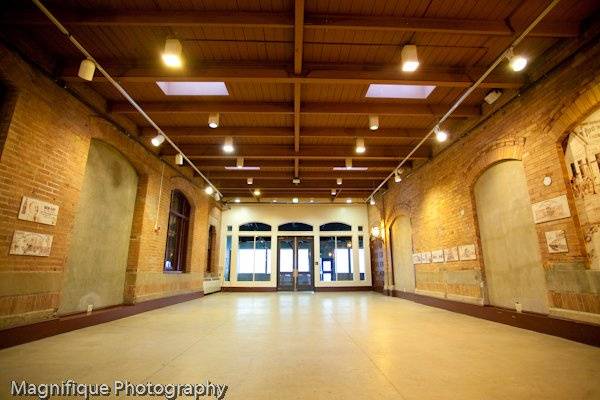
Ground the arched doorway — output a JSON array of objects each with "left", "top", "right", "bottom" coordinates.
[
  {"left": 389, "top": 215, "right": 415, "bottom": 293},
  {"left": 474, "top": 160, "right": 548, "bottom": 313},
  {"left": 59, "top": 140, "right": 138, "bottom": 314}
]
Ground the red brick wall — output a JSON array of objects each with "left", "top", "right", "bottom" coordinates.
[
  {"left": 0, "top": 44, "right": 220, "bottom": 329},
  {"left": 370, "top": 41, "right": 600, "bottom": 319}
]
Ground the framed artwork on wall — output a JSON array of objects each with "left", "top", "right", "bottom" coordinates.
[
  {"left": 458, "top": 244, "right": 477, "bottom": 261},
  {"left": 432, "top": 250, "right": 444, "bottom": 263},
  {"left": 444, "top": 247, "right": 459, "bottom": 262}
]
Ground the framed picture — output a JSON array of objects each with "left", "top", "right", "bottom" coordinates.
[
  {"left": 545, "top": 230, "right": 568, "bottom": 253},
  {"left": 444, "top": 247, "right": 459, "bottom": 262},
  {"left": 10, "top": 230, "right": 53, "bottom": 257},
  {"left": 421, "top": 251, "right": 432, "bottom": 264},
  {"left": 412, "top": 253, "right": 422, "bottom": 264},
  {"left": 531, "top": 195, "right": 571, "bottom": 224},
  {"left": 432, "top": 250, "right": 444, "bottom": 263},
  {"left": 458, "top": 244, "right": 477, "bottom": 261}
]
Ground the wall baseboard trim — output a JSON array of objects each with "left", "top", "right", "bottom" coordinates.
[
  {"left": 221, "top": 287, "right": 277, "bottom": 292},
  {"left": 390, "top": 290, "right": 600, "bottom": 347},
  {"left": 0, "top": 291, "right": 204, "bottom": 349},
  {"left": 314, "top": 286, "right": 373, "bottom": 292}
]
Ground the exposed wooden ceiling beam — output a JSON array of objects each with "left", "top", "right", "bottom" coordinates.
[
  {"left": 168, "top": 144, "right": 431, "bottom": 159},
  {"left": 205, "top": 171, "right": 389, "bottom": 180},
  {"left": 143, "top": 126, "right": 428, "bottom": 139},
  {"left": 214, "top": 181, "right": 379, "bottom": 190},
  {"left": 294, "top": 83, "right": 301, "bottom": 152},
  {"left": 190, "top": 159, "right": 404, "bottom": 169},
  {"left": 294, "top": 0, "right": 304, "bottom": 75},
  {"left": 5, "top": 9, "right": 578, "bottom": 37},
  {"left": 112, "top": 101, "right": 479, "bottom": 117},
  {"left": 59, "top": 63, "right": 524, "bottom": 89}
]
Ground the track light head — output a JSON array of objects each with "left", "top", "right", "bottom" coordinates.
[
  {"left": 507, "top": 48, "right": 527, "bottom": 72},
  {"left": 222, "top": 136, "right": 234, "bottom": 153},
  {"left": 368, "top": 115, "right": 379, "bottom": 131},
  {"left": 208, "top": 112, "right": 220, "bottom": 128},
  {"left": 78, "top": 59, "right": 95, "bottom": 81},
  {"left": 434, "top": 126, "right": 448, "bottom": 142},
  {"left": 151, "top": 134, "right": 165, "bottom": 147},
  {"left": 401, "top": 45, "right": 419, "bottom": 72},
  {"left": 355, "top": 137, "right": 366, "bottom": 154}
]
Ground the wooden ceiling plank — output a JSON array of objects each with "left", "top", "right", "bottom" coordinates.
[
  {"left": 5, "top": 9, "right": 578, "bottom": 37},
  {"left": 112, "top": 101, "right": 479, "bottom": 117},
  {"left": 59, "top": 63, "right": 523, "bottom": 89},
  {"left": 169, "top": 144, "right": 431, "bottom": 159}
]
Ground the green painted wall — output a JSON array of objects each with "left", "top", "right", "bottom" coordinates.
[
  {"left": 58, "top": 140, "right": 138, "bottom": 315},
  {"left": 474, "top": 160, "right": 548, "bottom": 313}
]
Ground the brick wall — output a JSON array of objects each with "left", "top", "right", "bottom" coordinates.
[
  {"left": 370, "top": 41, "right": 600, "bottom": 321},
  {"left": 0, "top": 43, "right": 220, "bottom": 329}
]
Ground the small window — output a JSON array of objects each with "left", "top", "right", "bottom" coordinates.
[
  {"left": 319, "top": 222, "right": 352, "bottom": 231},
  {"left": 223, "top": 235, "right": 232, "bottom": 281},
  {"left": 358, "top": 226, "right": 363, "bottom": 231},
  {"left": 227, "top": 225, "right": 233, "bottom": 232},
  {"left": 239, "top": 222, "right": 272, "bottom": 231},
  {"left": 278, "top": 222, "right": 313, "bottom": 231},
  {"left": 164, "top": 190, "right": 191, "bottom": 272}
]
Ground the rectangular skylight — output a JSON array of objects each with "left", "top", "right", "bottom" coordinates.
[
  {"left": 332, "top": 167, "right": 369, "bottom": 171},
  {"left": 224, "top": 166, "right": 261, "bottom": 171},
  {"left": 366, "top": 84, "right": 435, "bottom": 99},
  {"left": 156, "top": 81, "right": 229, "bottom": 96}
]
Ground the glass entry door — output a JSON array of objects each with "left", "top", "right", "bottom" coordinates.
[{"left": 277, "top": 237, "right": 314, "bottom": 291}]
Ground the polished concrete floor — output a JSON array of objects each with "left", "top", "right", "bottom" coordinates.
[{"left": 1, "top": 292, "right": 599, "bottom": 399}]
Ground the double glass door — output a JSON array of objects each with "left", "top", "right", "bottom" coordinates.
[{"left": 277, "top": 237, "right": 314, "bottom": 291}]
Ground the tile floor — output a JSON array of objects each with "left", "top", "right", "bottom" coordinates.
[{"left": 1, "top": 292, "right": 599, "bottom": 399}]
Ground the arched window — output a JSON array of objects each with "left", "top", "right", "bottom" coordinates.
[
  {"left": 164, "top": 190, "right": 191, "bottom": 272},
  {"left": 319, "top": 222, "right": 351, "bottom": 231},
  {"left": 239, "top": 222, "right": 271, "bottom": 231},
  {"left": 278, "top": 222, "right": 313, "bottom": 231}
]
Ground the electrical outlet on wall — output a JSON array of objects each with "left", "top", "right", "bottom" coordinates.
[{"left": 87, "top": 304, "right": 93, "bottom": 314}]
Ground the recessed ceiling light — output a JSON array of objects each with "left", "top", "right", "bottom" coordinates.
[
  {"left": 366, "top": 84, "right": 435, "bottom": 99},
  {"left": 156, "top": 81, "right": 229, "bottom": 96},
  {"left": 234, "top": 198, "right": 241, "bottom": 203},
  {"left": 292, "top": 197, "right": 299, "bottom": 203},
  {"left": 346, "top": 198, "right": 352, "bottom": 204}
]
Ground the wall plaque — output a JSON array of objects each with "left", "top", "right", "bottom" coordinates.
[
  {"left": 18, "top": 196, "right": 59, "bottom": 226},
  {"left": 412, "top": 253, "right": 422, "bottom": 264},
  {"left": 9, "top": 230, "right": 53, "bottom": 257},
  {"left": 531, "top": 194, "right": 571, "bottom": 224}
]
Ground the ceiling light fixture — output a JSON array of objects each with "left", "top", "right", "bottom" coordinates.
[
  {"left": 247, "top": 178, "right": 253, "bottom": 185},
  {"left": 394, "top": 170, "right": 402, "bottom": 183},
  {"left": 292, "top": 177, "right": 301, "bottom": 185},
  {"left": 355, "top": 138, "right": 366, "bottom": 154},
  {"left": 151, "top": 134, "right": 165, "bottom": 147},
  {"left": 253, "top": 189, "right": 261, "bottom": 197},
  {"left": 208, "top": 112, "right": 220, "bottom": 129},
  {"left": 310, "top": 198, "right": 314, "bottom": 203},
  {"left": 331, "top": 189, "right": 336, "bottom": 196},
  {"left": 484, "top": 89, "right": 503, "bottom": 105},
  {"left": 234, "top": 198, "right": 241, "bottom": 203},
  {"left": 78, "top": 59, "right": 95, "bottom": 81},
  {"left": 272, "top": 199, "right": 278, "bottom": 203},
  {"left": 204, "top": 186, "right": 214, "bottom": 195},
  {"left": 236, "top": 157, "right": 244, "bottom": 169},
  {"left": 175, "top": 153, "right": 184, "bottom": 166},
  {"left": 333, "top": 158, "right": 368, "bottom": 171},
  {"left": 222, "top": 136, "right": 234, "bottom": 153},
  {"left": 401, "top": 44, "right": 419, "bottom": 72},
  {"left": 292, "top": 197, "right": 299, "bottom": 203},
  {"left": 434, "top": 126, "right": 448, "bottom": 142},
  {"left": 507, "top": 48, "right": 527, "bottom": 72},
  {"left": 337, "top": 178, "right": 342, "bottom": 185},
  {"left": 368, "top": 115, "right": 379, "bottom": 131},
  {"left": 346, "top": 198, "right": 352, "bottom": 204},
  {"left": 369, "top": 198, "right": 376, "bottom": 206},
  {"left": 161, "top": 38, "right": 183, "bottom": 68}
]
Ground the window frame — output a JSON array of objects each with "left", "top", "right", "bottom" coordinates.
[{"left": 163, "top": 190, "right": 191, "bottom": 273}]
